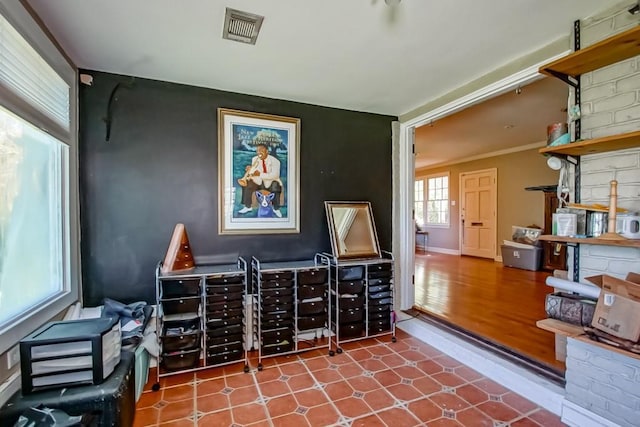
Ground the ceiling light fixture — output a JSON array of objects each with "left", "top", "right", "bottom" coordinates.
[{"left": 629, "top": 1, "right": 640, "bottom": 14}]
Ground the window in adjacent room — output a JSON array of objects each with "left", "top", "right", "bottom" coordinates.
[
  {"left": 414, "top": 179, "right": 425, "bottom": 228},
  {"left": 0, "top": 4, "right": 78, "bottom": 355},
  {"left": 424, "top": 173, "right": 449, "bottom": 227}
]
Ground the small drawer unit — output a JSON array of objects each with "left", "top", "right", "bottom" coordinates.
[
  {"left": 322, "top": 251, "right": 396, "bottom": 354},
  {"left": 154, "top": 258, "right": 248, "bottom": 390},
  {"left": 251, "top": 256, "right": 331, "bottom": 370},
  {"left": 19, "top": 317, "right": 121, "bottom": 394}
]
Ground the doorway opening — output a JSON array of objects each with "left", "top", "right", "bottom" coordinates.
[{"left": 395, "top": 56, "right": 570, "bottom": 375}]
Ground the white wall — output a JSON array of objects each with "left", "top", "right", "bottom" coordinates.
[{"left": 576, "top": 2, "right": 640, "bottom": 281}]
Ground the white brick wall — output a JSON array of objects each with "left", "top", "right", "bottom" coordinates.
[
  {"left": 565, "top": 338, "right": 640, "bottom": 427},
  {"left": 576, "top": 2, "right": 640, "bottom": 281}
]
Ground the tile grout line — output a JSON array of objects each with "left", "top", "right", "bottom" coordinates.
[
  {"left": 249, "top": 366, "right": 264, "bottom": 427},
  {"left": 336, "top": 341, "right": 405, "bottom": 425},
  {"left": 258, "top": 352, "right": 308, "bottom": 426},
  {"left": 305, "top": 346, "right": 360, "bottom": 426},
  {"left": 384, "top": 337, "right": 432, "bottom": 424},
  {"left": 308, "top": 352, "right": 353, "bottom": 425},
  {"left": 145, "top": 335, "right": 560, "bottom": 427},
  {"left": 237, "top": 362, "right": 268, "bottom": 426},
  {"left": 192, "top": 373, "right": 198, "bottom": 427},
  {"left": 335, "top": 339, "right": 535, "bottom": 426},
  {"left": 326, "top": 340, "right": 421, "bottom": 426},
  {"left": 385, "top": 339, "right": 533, "bottom": 426}
]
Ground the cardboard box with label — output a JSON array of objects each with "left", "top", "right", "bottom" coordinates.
[{"left": 586, "top": 272, "right": 640, "bottom": 342}]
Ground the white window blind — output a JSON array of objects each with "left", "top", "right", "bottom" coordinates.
[
  {"left": 0, "top": 14, "right": 70, "bottom": 130},
  {"left": 0, "top": 2, "right": 77, "bottom": 360}
]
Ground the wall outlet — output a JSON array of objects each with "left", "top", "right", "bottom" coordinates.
[{"left": 6, "top": 345, "right": 19, "bottom": 370}]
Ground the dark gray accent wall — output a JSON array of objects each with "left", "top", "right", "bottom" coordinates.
[{"left": 79, "top": 71, "right": 395, "bottom": 306}]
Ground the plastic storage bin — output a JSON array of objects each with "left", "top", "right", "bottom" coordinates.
[
  {"left": 501, "top": 244, "right": 542, "bottom": 271},
  {"left": 19, "top": 317, "right": 121, "bottom": 394},
  {"left": 0, "top": 350, "right": 135, "bottom": 427}
]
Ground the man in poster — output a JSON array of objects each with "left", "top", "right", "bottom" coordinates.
[{"left": 237, "top": 143, "right": 283, "bottom": 217}]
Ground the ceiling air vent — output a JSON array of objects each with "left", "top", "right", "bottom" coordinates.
[{"left": 222, "top": 8, "right": 264, "bottom": 45}]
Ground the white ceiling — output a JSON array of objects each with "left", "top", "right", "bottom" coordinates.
[
  {"left": 27, "top": 0, "right": 615, "bottom": 117},
  {"left": 415, "top": 76, "right": 569, "bottom": 169}
]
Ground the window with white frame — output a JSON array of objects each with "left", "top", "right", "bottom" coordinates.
[
  {"left": 414, "top": 180, "right": 425, "bottom": 227},
  {"left": 424, "top": 173, "right": 449, "bottom": 227},
  {"left": 0, "top": 4, "right": 78, "bottom": 355}
]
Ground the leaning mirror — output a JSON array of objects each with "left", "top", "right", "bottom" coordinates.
[{"left": 325, "top": 201, "right": 381, "bottom": 259}]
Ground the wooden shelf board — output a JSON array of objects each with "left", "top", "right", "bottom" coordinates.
[
  {"left": 538, "top": 130, "right": 640, "bottom": 156},
  {"left": 536, "top": 318, "right": 584, "bottom": 337},
  {"left": 573, "top": 335, "right": 640, "bottom": 362},
  {"left": 540, "top": 26, "right": 640, "bottom": 78},
  {"left": 538, "top": 235, "right": 640, "bottom": 248}
]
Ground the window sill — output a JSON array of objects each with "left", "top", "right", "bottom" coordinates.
[{"left": 0, "top": 371, "right": 20, "bottom": 409}]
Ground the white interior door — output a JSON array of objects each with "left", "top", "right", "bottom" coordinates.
[{"left": 460, "top": 168, "right": 497, "bottom": 259}]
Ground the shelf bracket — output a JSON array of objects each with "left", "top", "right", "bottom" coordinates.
[
  {"left": 572, "top": 244, "right": 579, "bottom": 282},
  {"left": 573, "top": 19, "right": 581, "bottom": 204},
  {"left": 545, "top": 70, "right": 579, "bottom": 88}
]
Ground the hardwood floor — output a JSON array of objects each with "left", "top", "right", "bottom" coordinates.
[{"left": 413, "top": 251, "right": 564, "bottom": 372}]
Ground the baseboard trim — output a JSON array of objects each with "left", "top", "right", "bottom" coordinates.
[
  {"left": 562, "top": 400, "right": 620, "bottom": 427},
  {"left": 426, "top": 247, "right": 460, "bottom": 256},
  {"left": 495, "top": 255, "right": 503, "bottom": 262}
]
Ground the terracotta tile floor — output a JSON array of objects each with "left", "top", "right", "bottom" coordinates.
[{"left": 135, "top": 329, "right": 565, "bottom": 426}]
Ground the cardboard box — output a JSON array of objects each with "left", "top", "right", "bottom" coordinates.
[{"left": 586, "top": 273, "right": 640, "bottom": 342}]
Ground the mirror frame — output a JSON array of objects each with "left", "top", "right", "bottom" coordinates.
[{"left": 324, "top": 201, "right": 381, "bottom": 260}]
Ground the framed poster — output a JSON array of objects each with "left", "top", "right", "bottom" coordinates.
[{"left": 218, "top": 108, "right": 300, "bottom": 234}]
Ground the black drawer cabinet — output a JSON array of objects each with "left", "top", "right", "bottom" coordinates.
[
  {"left": 251, "top": 256, "right": 331, "bottom": 370},
  {"left": 324, "top": 251, "right": 396, "bottom": 354},
  {"left": 154, "top": 259, "right": 248, "bottom": 390}
]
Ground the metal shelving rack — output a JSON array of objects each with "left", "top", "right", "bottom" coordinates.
[
  {"left": 320, "top": 251, "right": 396, "bottom": 354},
  {"left": 538, "top": 23, "right": 640, "bottom": 281},
  {"left": 251, "top": 254, "right": 332, "bottom": 370},
  {"left": 153, "top": 258, "right": 249, "bottom": 391}
]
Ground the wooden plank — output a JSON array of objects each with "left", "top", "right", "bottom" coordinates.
[
  {"left": 540, "top": 26, "right": 640, "bottom": 78},
  {"left": 538, "top": 130, "right": 640, "bottom": 156},
  {"left": 538, "top": 235, "right": 640, "bottom": 248},
  {"left": 536, "top": 318, "right": 584, "bottom": 337}
]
